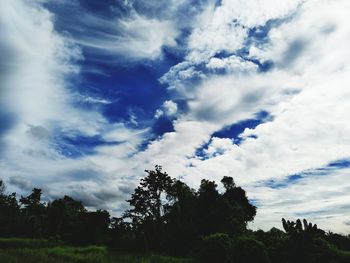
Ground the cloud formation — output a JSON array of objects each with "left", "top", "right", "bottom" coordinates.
[{"left": 1, "top": 0, "right": 350, "bottom": 234}]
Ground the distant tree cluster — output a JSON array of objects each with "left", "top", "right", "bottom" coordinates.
[
  {"left": 0, "top": 180, "right": 110, "bottom": 245},
  {"left": 1, "top": 167, "right": 350, "bottom": 262}
]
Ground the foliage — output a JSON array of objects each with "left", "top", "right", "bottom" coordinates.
[
  {"left": 197, "top": 233, "right": 232, "bottom": 263},
  {"left": 0, "top": 237, "right": 59, "bottom": 249},
  {"left": 1, "top": 170, "right": 350, "bottom": 263},
  {"left": 0, "top": 180, "right": 111, "bottom": 245},
  {"left": 0, "top": 238, "right": 195, "bottom": 263},
  {"left": 119, "top": 167, "right": 256, "bottom": 253},
  {"left": 233, "top": 236, "right": 270, "bottom": 263}
]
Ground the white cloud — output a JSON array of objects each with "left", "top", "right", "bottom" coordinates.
[
  {"left": 0, "top": 0, "right": 146, "bottom": 210},
  {"left": 206, "top": 56, "right": 258, "bottom": 73},
  {"left": 144, "top": 0, "right": 350, "bottom": 232},
  {"left": 155, "top": 100, "right": 178, "bottom": 118},
  {"left": 112, "top": 13, "right": 180, "bottom": 60},
  {"left": 248, "top": 167, "right": 350, "bottom": 234},
  {"left": 72, "top": 11, "right": 180, "bottom": 61},
  {"left": 2, "top": 0, "right": 350, "bottom": 233},
  {"left": 186, "top": 0, "right": 302, "bottom": 63},
  {"left": 203, "top": 137, "right": 236, "bottom": 158}
]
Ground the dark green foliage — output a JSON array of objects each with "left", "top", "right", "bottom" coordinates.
[
  {"left": 46, "top": 195, "right": 87, "bottom": 243},
  {"left": 233, "top": 236, "right": 270, "bottom": 263},
  {"left": 197, "top": 234, "right": 271, "bottom": 263},
  {"left": 124, "top": 165, "right": 174, "bottom": 251},
  {"left": 163, "top": 180, "right": 198, "bottom": 255},
  {"left": 1, "top": 170, "right": 350, "bottom": 263},
  {"left": 254, "top": 227, "right": 288, "bottom": 262},
  {"left": 197, "top": 233, "right": 232, "bottom": 263},
  {"left": 0, "top": 180, "right": 111, "bottom": 245},
  {"left": 121, "top": 166, "right": 257, "bottom": 254},
  {"left": 20, "top": 188, "right": 47, "bottom": 237},
  {"left": 326, "top": 232, "right": 350, "bottom": 251},
  {"left": 0, "top": 181, "right": 21, "bottom": 237},
  {"left": 0, "top": 238, "right": 195, "bottom": 263},
  {"left": 0, "top": 237, "right": 59, "bottom": 249}
]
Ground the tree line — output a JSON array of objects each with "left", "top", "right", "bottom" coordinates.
[{"left": 1, "top": 166, "right": 350, "bottom": 262}]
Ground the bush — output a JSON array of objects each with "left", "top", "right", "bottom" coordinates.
[
  {"left": 0, "top": 237, "right": 59, "bottom": 249},
  {"left": 233, "top": 236, "right": 270, "bottom": 263},
  {"left": 197, "top": 233, "right": 232, "bottom": 263}
]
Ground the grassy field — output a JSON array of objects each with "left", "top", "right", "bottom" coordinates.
[{"left": 0, "top": 238, "right": 195, "bottom": 263}]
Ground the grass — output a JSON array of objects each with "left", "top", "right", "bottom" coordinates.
[{"left": 0, "top": 238, "right": 195, "bottom": 263}]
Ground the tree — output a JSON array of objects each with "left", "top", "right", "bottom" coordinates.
[
  {"left": 281, "top": 218, "right": 337, "bottom": 263},
  {"left": 124, "top": 165, "right": 174, "bottom": 250},
  {"left": 0, "top": 179, "right": 21, "bottom": 237},
  {"left": 196, "top": 179, "right": 220, "bottom": 235},
  {"left": 20, "top": 188, "right": 47, "bottom": 237},
  {"left": 46, "top": 195, "right": 86, "bottom": 243},
  {"left": 0, "top": 179, "right": 5, "bottom": 195},
  {"left": 163, "top": 180, "right": 198, "bottom": 254}
]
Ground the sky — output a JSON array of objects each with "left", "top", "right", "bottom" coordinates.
[{"left": 1, "top": 0, "right": 350, "bottom": 233}]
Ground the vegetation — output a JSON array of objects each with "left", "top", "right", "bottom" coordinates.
[
  {"left": 0, "top": 238, "right": 193, "bottom": 263},
  {"left": 1, "top": 166, "right": 350, "bottom": 262}
]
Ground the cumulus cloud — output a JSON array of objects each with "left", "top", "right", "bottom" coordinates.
[
  {"left": 155, "top": 100, "right": 178, "bottom": 118},
  {"left": 206, "top": 56, "right": 258, "bottom": 73},
  {"left": 2, "top": 0, "right": 350, "bottom": 233},
  {"left": 138, "top": 0, "right": 350, "bottom": 232}
]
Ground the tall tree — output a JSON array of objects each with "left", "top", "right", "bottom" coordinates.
[
  {"left": 220, "top": 176, "right": 257, "bottom": 227},
  {"left": 0, "top": 179, "right": 21, "bottom": 237},
  {"left": 0, "top": 179, "right": 5, "bottom": 195},
  {"left": 46, "top": 195, "right": 86, "bottom": 242},
  {"left": 20, "top": 188, "right": 47, "bottom": 237},
  {"left": 124, "top": 165, "right": 174, "bottom": 250}
]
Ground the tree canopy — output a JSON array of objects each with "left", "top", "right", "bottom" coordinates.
[{"left": 1, "top": 169, "right": 350, "bottom": 262}]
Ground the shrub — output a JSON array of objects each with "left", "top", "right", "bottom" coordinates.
[
  {"left": 197, "top": 233, "right": 232, "bottom": 263},
  {"left": 233, "top": 236, "right": 270, "bottom": 263},
  {"left": 0, "top": 237, "right": 59, "bottom": 249}
]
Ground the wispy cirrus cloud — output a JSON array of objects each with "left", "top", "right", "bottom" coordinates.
[{"left": 1, "top": 0, "right": 350, "bottom": 234}]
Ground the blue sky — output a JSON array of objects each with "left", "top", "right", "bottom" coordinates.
[{"left": 1, "top": 0, "right": 350, "bottom": 232}]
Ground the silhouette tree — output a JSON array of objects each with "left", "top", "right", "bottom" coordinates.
[
  {"left": 124, "top": 165, "right": 174, "bottom": 250},
  {"left": 20, "top": 188, "right": 47, "bottom": 237},
  {"left": 281, "top": 218, "right": 337, "bottom": 263},
  {"left": 2, "top": 171, "right": 350, "bottom": 262},
  {"left": 219, "top": 176, "right": 257, "bottom": 234},
  {"left": 46, "top": 195, "right": 86, "bottom": 243},
  {"left": 0, "top": 180, "right": 21, "bottom": 237},
  {"left": 163, "top": 180, "right": 198, "bottom": 254},
  {"left": 196, "top": 179, "right": 220, "bottom": 235},
  {"left": 0, "top": 179, "right": 5, "bottom": 195}
]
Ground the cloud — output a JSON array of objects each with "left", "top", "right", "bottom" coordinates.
[
  {"left": 186, "top": 0, "right": 302, "bottom": 62},
  {"left": 136, "top": 0, "right": 350, "bottom": 233},
  {"left": 247, "top": 166, "right": 350, "bottom": 233},
  {"left": 0, "top": 0, "right": 147, "bottom": 210},
  {"left": 2, "top": 0, "right": 350, "bottom": 234},
  {"left": 206, "top": 56, "right": 258, "bottom": 74},
  {"left": 114, "top": 13, "right": 180, "bottom": 60},
  {"left": 74, "top": 13, "right": 180, "bottom": 61},
  {"left": 155, "top": 100, "right": 178, "bottom": 118},
  {"left": 46, "top": 1, "right": 183, "bottom": 62},
  {"left": 8, "top": 176, "right": 32, "bottom": 191}
]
